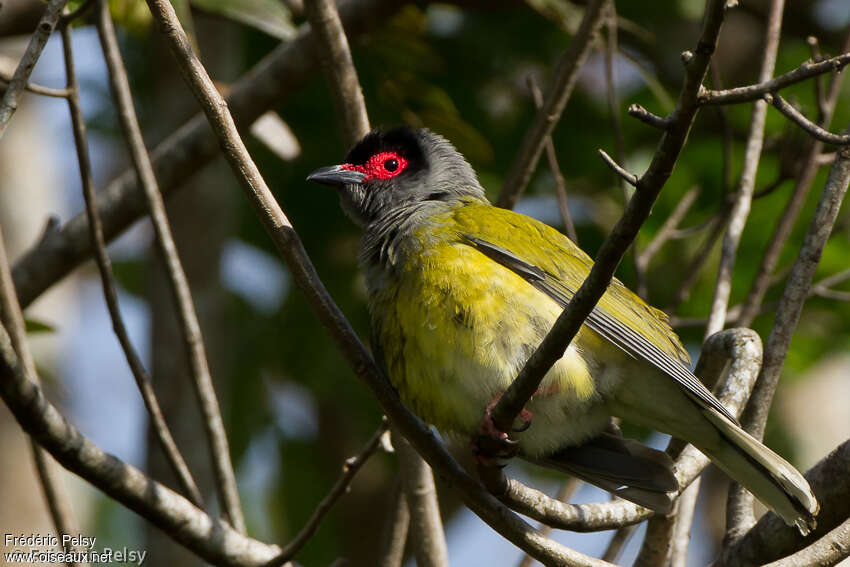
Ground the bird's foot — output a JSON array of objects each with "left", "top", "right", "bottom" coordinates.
[{"left": 471, "top": 397, "right": 534, "bottom": 466}]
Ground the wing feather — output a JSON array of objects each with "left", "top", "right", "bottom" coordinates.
[{"left": 458, "top": 219, "right": 739, "bottom": 426}]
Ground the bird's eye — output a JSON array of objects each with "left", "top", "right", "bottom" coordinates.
[{"left": 384, "top": 158, "right": 399, "bottom": 172}]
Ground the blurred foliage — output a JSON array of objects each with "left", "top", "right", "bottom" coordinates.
[{"left": 75, "top": 0, "right": 850, "bottom": 564}]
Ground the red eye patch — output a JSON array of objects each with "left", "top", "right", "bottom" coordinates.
[{"left": 341, "top": 151, "right": 408, "bottom": 182}]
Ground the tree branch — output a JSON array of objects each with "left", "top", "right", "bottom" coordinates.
[
  {"left": 740, "top": 132, "right": 850, "bottom": 442},
  {"left": 96, "top": 0, "right": 242, "bottom": 531},
  {"left": 303, "top": 0, "right": 370, "bottom": 147},
  {"left": 0, "top": 0, "right": 68, "bottom": 139},
  {"left": 0, "top": 324, "right": 282, "bottom": 566},
  {"left": 705, "top": 0, "right": 784, "bottom": 339},
  {"left": 528, "top": 74, "right": 578, "bottom": 242},
  {"left": 269, "top": 420, "right": 389, "bottom": 566},
  {"left": 764, "top": 92, "right": 850, "bottom": 145},
  {"left": 395, "top": 431, "right": 449, "bottom": 567},
  {"left": 698, "top": 51, "right": 850, "bottom": 106},
  {"left": 61, "top": 17, "right": 204, "bottom": 510},
  {"left": 0, "top": 229, "right": 86, "bottom": 567}
]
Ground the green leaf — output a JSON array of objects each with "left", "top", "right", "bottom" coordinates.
[
  {"left": 25, "top": 318, "right": 56, "bottom": 334},
  {"left": 191, "top": 0, "right": 296, "bottom": 40}
]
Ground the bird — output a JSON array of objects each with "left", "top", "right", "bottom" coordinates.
[{"left": 307, "top": 126, "right": 819, "bottom": 534}]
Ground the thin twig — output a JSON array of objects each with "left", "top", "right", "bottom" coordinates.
[
  {"left": 60, "top": 17, "right": 204, "bottom": 509},
  {"left": 666, "top": 210, "right": 727, "bottom": 313},
  {"left": 711, "top": 62, "right": 734, "bottom": 196},
  {"left": 698, "top": 51, "right": 850, "bottom": 105},
  {"left": 705, "top": 0, "right": 785, "bottom": 340},
  {"left": 528, "top": 74, "right": 578, "bottom": 242},
  {"left": 635, "top": 186, "right": 700, "bottom": 296},
  {"left": 394, "top": 430, "right": 449, "bottom": 567},
  {"left": 806, "top": 36, "right": 827, "bottom": 123},
  {"left": 627, "top": 103, "right": 669, "bottom": 129},
  {"left": 139, "top": 1, "right": 616, "bottom": 565},
  {"left": 268, "top": 421, "right": 389, "bottom": 566},
  {"left": 597, "top": 149, "right": 638, "bottom": 186},
  {"left": 0, "top": 229, "right": 86, "bottom": 567},
  {"left": 740, "top": 134, "right": 850, "bottom": 442},
  {"left": 602, "top": 3, "right": 642, "bottom": 295},
  {"left": 303, "top": 0, "right": 370, "bottom": 147},
  {"left": 0, "top": 0, "right": 68, "bottom": 139},
  {"left": 11, "top": 0, "right": 405, "bottom": 311},
  {"left": 0, "top": 325, "right": 282, "bottom": 566},
  {"left": 497, "top": 0, "right": 609, "bottom": 209},
  {"left": 736, "top": 29, "right": 850, "bottom": 328},
  {"left": 376, "top": 477, "right": 410, "bottom": 567},
  {"left": 0, "top": 72, "right": 69, "bottom": 98},
  {"left": 489, "top": 0, "right": 729, "bottom": 437},
  {"left": 764, "top": 92, "right": 850, "bottom": 145}
]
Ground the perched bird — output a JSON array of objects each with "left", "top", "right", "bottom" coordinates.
[{"left": 307, "top": 126, "right": 818, "bottom": 534}]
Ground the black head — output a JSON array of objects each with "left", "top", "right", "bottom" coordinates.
[{"left": 307, "top": 127, "right": 485, "bottom": 226}]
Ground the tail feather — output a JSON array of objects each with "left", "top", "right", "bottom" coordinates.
[{"left": 701, "top": 407, "right": 819, "bottom": 535}]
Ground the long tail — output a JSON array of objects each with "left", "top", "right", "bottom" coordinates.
[{"left": 699, "top": 406, "right": 819, "bottom": 535}]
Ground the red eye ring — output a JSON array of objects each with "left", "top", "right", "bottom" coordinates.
[{"left": 341, "top": 152, "right": 408, "bottom": 181}]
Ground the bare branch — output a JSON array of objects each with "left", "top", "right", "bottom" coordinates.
[
  {"left": 11, "top": 0, "right": 405, "bottom": 311},
  {"left": 376, "top": 478, "right": 410, "bottom": 567},
  {"left": 60, "top": 18, "right": 204, "bottom": 509},
  {"left": 395, "top": 431, "right": 449, "bottom": 567},
  {"left": 635, "top": 186, "right": 700, "bottom": 279},
  {"left": 303, "top": 0, "right": 370, "bottom": 146},
  {"left": 0, "top": 230, "right": 86, "bottom": 567},
  {"left": 736, "top": 28, "right": 849, "bottom": 328},
  {"left": 627, "top": 103, "right": 670, "bottom": 129},
  {"left": 597, "top": 148, "right": 638, "bottom": 186},
  {"left": 497, "top": 0, "right": 609, "bottom": 209},
  {"left": 0, "top": 71, "right": 69, "bottom": 98},
  {"left": 761, "top": 518, "right": 850, "bottom": 567},
  {"left": 741, "top": 137, "right": 850, "bottom": 441},
  {"left": 698, "top": 51, "right": 850, "bottom": 106},
  {"left": 665, "top": 211, "right": 727, "bottom": 313},
  {"left": 269, "top": 420, "right": 389, "bottom": 566},
  {"left": 528, "top": 74, "right": 578, "bottom": 242},
  {"left": 0, "top": 325, "right": 282, "bottom": 566},
  {"left": 633, "top": 506, "right": 675, "bottom": 567},
  {"left": 764, "top": 92, "right": 850, "bottom": 145},
  {"left": 490, "top": 0, "right": 729, "bottom": 437},
  {"left": 0, "top": 0, "right": 68, "bottom": 139},
  {"left": 705, "top": 0, "right": 785, "bottom": 339}
]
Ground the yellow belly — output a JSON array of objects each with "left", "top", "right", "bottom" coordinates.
[{"left": 371, "top": 238, "right": 616, "bottom": 455}]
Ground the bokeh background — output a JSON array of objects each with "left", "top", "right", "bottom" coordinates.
[{"left": 1, "top": 0, "right": 849, "bottom": 565}]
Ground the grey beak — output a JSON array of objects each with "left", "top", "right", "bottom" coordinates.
[{"left": 306, "top": 165, "right": 366, "bottom": 186}]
